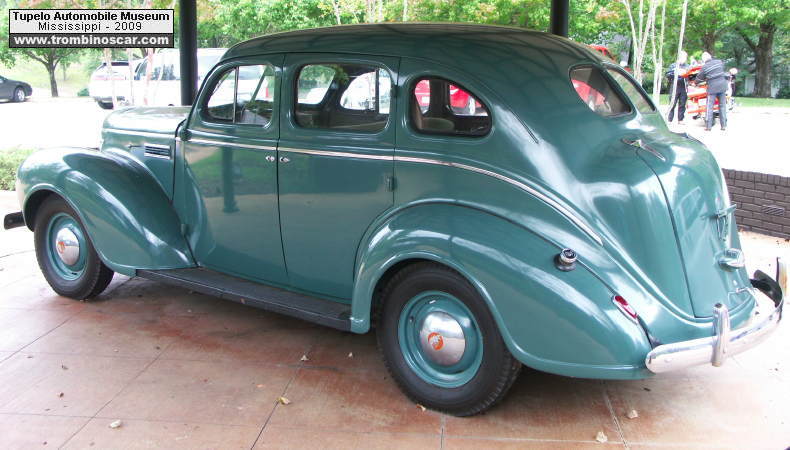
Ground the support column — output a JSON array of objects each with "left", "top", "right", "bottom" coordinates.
[
  {"left": 550, "top": 0, "right": 569, "bottom": 37},
  {"left": 179, "top": 0, "right": 198, "bottom": 105}
]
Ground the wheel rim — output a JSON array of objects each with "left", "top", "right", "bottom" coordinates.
[
  {"left": 16, "top": 89, "right": 24, "bottom": 101},
  {"left": 45, "top": 213, "right": 87, "bottom": 280},
  {"left": 398, "top": 291, "right": 483, "bottom": 388}
]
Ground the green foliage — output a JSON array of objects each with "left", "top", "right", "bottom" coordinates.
[
  {"left": 776, "top": 86, "right": 790, "bottom": 100},
  {"left": 0, "top": 148, "right": 35, "bottom": 191}
]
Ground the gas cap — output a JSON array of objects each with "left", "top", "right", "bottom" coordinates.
[{"left": 556, "top": 248, "right": 577, "bottom": 271}]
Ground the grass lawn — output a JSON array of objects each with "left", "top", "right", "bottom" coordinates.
[
  {"left": 0, "top": 148, "right": 36, "bottom": 191},
  {"left": 656, "top": 94, "right": 790, "bottom": 108},
  {"left": 0, "top": 59, "right": 93, "bottom": 97}
]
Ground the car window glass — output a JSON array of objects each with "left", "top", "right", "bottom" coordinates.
[
  {"left": 205, "top": 64, "right": 276, "bottom": 126},
  {"left": 238, "top": 65, "right": 275, "bottom": 126},
  {"left": 295, "top": 63, "right": 391, "bottom": 132},
  {"left": 411, "top": 77, "right": 491, "bottom": 137},
  {"left": 206, "top": 68, "right": 236, "bottom": 121},
  {"left": 570, "top": 66, "right": 630, "bottom": 116},
  {"left": 134, "top": 60, "right": 147, "bottom": 80},
  {"left": 606, "top": 68, "right": 655, "bottom": 113}
]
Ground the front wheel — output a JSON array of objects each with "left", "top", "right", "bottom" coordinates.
[
  {"left": 13, "top": 87, "right": 26, "bottom": 102},
  {"left": 34, "top": 197, "right": 114, "bottom": 299},
  {"left": 377, "top": 262, "right": 521, "bottom": 416}
]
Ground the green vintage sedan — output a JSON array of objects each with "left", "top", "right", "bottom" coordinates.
[{"left": 5, "top": 24, "right": 785, "bottom": 416}]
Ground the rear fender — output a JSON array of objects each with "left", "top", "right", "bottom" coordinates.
[
  {"left": 352, "top": 203, "right": 652, "bottom": 379},
  {"left": 17, "top": 147, "right": 194, "bottom": 276}
]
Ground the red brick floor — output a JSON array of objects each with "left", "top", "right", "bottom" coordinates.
[{"left": 1, "top": 191, "right": 788, "bottom": 449}]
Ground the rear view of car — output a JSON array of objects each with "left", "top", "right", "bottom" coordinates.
[{"left": 88, "top": 61, "right": 139, "bottom": 110}]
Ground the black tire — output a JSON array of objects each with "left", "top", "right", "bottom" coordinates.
[
  {"left": 377, "top": 262, "right": 521, "bottom": 416},
  {"left": 34, "top": 196, "right": 114, "bottom": 299},
  {"left": 97, "top": 100, "right": 114, "bottom": 110},
  {"left": 13, "top": 87, "right": 25, "bottom": 103}
]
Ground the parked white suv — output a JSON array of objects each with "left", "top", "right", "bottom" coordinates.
[
  {"left": 132, "top": 48, "right": 226, "bottom": 107},
  {"left": 88, "top": 60, "right": 142, "bottom": 109}
]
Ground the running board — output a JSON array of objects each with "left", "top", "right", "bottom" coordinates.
[{"left": 136, "top": 268, "right": 351, "bottom": 331}]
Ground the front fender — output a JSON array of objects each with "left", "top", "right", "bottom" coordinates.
[
  {"left": 352, "top": 203, "right": 652, "bottom": 379},
  {"left": 17, "top": 147, "right": 194, "bottom": 276}
]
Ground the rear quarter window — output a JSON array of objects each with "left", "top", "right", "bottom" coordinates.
[{"left": 570, "top": 66, "right": 630, "bottom": 117}]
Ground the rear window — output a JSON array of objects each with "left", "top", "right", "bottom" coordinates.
[
  {"left": 606, "top": 68, "right": 656, "bottom": 113},
  {"left": 570, "top": 66, "right": 630, "bottom": 117},
  {"left": 410, "top": 77, "right": 491, "bottom": 137}
]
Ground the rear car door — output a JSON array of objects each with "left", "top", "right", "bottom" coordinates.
[
  {"left": 278, "top": 53, "right": 398, "bottom": 299},
  {"left": 181, "top": 55, "right": 288, "bottom": 285}
]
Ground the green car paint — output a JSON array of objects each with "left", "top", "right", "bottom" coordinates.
[{"left": 13, "top": 24, "right": 763, "bottom": 380}]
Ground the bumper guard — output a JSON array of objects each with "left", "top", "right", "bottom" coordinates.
[{"left": 646, "top": 257, "right": 785, "bottom": 373}]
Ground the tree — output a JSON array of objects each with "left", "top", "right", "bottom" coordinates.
[
  {"left": 0, "top": 0, "right": 83, "bottom": 97},
  {"left": 729, "top": 0, "right": 788, "bottom": 97},
  {"left": 620, "top": 0, "right": 661, "bottom": 83}
]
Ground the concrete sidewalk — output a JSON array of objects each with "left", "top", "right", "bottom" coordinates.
[{"left": 0, "top": 189, "right": 788, "bottom": 449}]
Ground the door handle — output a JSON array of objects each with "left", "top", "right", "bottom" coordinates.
[
  {"left": 621, "top": 138, "right": 666, "bottom": 162},
  {"left": 265, "top": 155, "right": 275, "bottom": 162},
  {"left": 279, "top": 156, "right": 290, "bottom": 163}
]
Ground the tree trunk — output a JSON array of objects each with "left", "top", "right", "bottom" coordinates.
[
  {"left": 753, "top": 23, "right": 775, "bottom": 97},
  {"left": 701, "top": 32, "right": 716, "bottom": 54},
  {"left": 47, "top": 63, "right": 59, "bottom": 97}
]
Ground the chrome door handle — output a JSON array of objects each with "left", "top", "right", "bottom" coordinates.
[
  {"left": 265, "top": 155, "right": 276, "bottom": 162},
  {"left": 279, "top": 156, "right": 290, "bottom": 163},
  {"left": 621, "top": 138, "right": 666, "bottom": 162}
]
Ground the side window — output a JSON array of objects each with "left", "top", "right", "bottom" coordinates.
[
  {"left": 134, "top": 60, "right": 147, "bottom": 80},
  {"left": 295, "top": 63, "right": 391, "bottom": 132},
  {"left": 570, "top": 66, "right": 630, "bottom": 116},
  {"left": 206, "top": 69, "right": 236, "bottom": 121},
  {"left": 606, "top": 68, "right": 655, "bottom": 113},
  {"left": 205, "top": 64, "right": 276, "bottom": 126},
  {"left": 410, "top": 77, "right": 491, "bottom": 137}
]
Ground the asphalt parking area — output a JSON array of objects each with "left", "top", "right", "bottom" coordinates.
[{"left": 0, "top": 190, "right": 788, "bottom": 449}]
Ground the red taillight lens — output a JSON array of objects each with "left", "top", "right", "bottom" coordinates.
[{"left": 613, "top": 295, "right": 638, "bottom": 322}]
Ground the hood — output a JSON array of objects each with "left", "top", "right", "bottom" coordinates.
[{"left": 103, "top": 106, "right": 190, "bottom": 135}]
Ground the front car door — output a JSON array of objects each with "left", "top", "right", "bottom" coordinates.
[
  {"left": 0, "top": 76, "right": 12, "bottom": 99},
  {"left": 179, "top": 55, "right": 288, "bottom": 285},
  {"left": 278, "top": 53, "right": 398, "bottom": 299}
]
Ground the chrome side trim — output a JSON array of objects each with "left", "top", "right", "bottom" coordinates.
[
  {"left": 104, "top": 128, "right": 175, "bottom": 139},
  {"left": 189, "top": 138, "right": 276, "bottom": 151},
  {"left": 395, "top": 156, "right": 604, "bottom": 245},
  {"left": 280, "top": 147, "right": 393, "bottom": 161},
  {"left": 711, "top": 303, "right": 730, "bottom": 366}
]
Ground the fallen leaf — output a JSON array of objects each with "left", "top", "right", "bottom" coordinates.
[
  {"left": 595, "top": 431, "right": 607, "bottom": 443},
  {"left": 256, "top": 384, "right": 264, "bottom": 388},
  {"left": 300, "top": 355, "right": 309, "bottom": 362},
  {"left": 58, "top": 392, "right": 64, "bottom": 398},
  {"left": 61, "top": 365, "right": 68, "bottom": 370},
  {"left": 416, "top": 404, "right": 426, "bottom": 412},
  {"left": 347, "top": 352, "right": 353, "bottom": 358},
  {"left": 626, "top": 409, "right": 638, "bottom": 419},
  {"left": 109, "top": 420, "right": 122, "bottom": 429},
  {"left": 277, "top": 396, "right": 291, "bottom": 405}
]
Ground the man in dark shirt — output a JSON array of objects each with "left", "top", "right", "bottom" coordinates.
[
  {"left": 666, "top": 50, "right": 689, "bottom": 123},
  {"left": 697, "top": 52, "right": 728, "bottom": 130}
]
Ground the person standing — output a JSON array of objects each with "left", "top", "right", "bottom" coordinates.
[
  {"left": 697, "top": 52, "right": 728, "bottom": 131},
  {"left": 666, "top": 50, "right": 689, "bottom": 123}
]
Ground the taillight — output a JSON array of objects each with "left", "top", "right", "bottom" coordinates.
[{"left": 613, "top": 295, "right": 638, "bottom": 323}]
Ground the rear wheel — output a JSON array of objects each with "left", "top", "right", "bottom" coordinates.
[
  {"left": 34, "top": 197, "right": 114, "bottom": 299},
  {"left": 377, "top": 262, "right": 521, "bottom": 416}
]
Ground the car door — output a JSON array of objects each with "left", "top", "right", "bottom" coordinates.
[
  {"left": 0, "top": 76, "right": 12, "bottom": 99},
  {"left": 278, "top": 53, "right": 398, "bottom": 299},
  {"left": 180, "top": 55, "right": 288, "bottom": 285}
]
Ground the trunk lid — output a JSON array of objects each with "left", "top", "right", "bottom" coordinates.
[{"left": 632, "top": 132, "right": 752, "bottom": 317}]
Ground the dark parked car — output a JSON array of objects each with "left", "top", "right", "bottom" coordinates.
[{"left": 0, "top": 75, "right": 32, "bottom": 102}]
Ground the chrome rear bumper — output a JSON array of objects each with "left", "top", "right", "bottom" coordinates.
[{"left": 645, "top": 257, "right": 786, "bottom": 374}]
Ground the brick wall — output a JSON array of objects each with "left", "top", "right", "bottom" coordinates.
[{"left": 723, "top": 169, "right": 790, "bottom": 240}]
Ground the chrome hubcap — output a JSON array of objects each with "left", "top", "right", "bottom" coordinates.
[
  {"left": 418, "top": 311, "right": 466, "bottom": 366},
  {"left": 54, "top": 227, "right": 80, "bottom": 265},
  {"left": 16, "top": 90, "right": 24, "bottom": 101}
]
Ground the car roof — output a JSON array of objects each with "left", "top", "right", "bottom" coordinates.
[{"left": 223, "top": 23, "right": 599, "bottom": 67}]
